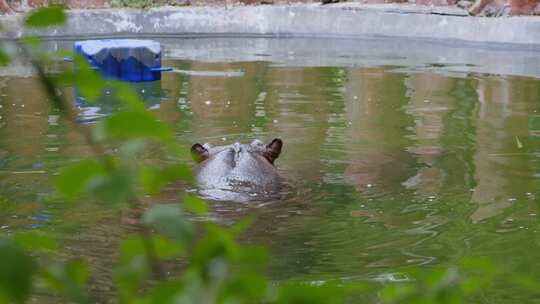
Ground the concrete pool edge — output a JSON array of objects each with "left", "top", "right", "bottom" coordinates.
[{"left": 2, "top": 3, "right": 540, "bottom": 47}]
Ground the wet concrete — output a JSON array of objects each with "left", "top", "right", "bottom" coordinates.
[{"left": 1, "top": 3, "right": 540, "bottom": 46}]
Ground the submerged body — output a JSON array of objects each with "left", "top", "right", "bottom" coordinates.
[{"left": 191, "top": 139, "right": 283, "bottom": 201}]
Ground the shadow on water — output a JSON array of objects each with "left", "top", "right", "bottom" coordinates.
[{"left": 1, "top": 37, "right": 540, "bottom": 302}]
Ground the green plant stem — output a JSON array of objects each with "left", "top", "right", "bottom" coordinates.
[{"left": 13, "top": 38, "right": 166, "bottom": 281}]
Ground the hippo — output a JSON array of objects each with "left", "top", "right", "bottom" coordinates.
[{"left": 191, "top": 138, "right": 283, "bottom": 201}]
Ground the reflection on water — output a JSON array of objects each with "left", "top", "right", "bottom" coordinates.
[
  {"left": 1, "top": 37, "right": 540, "bottom": 302},
  {"left": 75, "top": 81, "right": 166, "bottom": 123}
]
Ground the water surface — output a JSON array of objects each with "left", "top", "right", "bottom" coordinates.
[{"left": 1, "top": 37, "right": 540, "bottom": 302}]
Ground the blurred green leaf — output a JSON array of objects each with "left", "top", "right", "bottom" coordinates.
[
  {"left": 0, "top": 242, "right": 36, "bottom": 304},
  {"left": 152, "top": 235, "right": 185, "bottom": 260},
  {"left": 12, "top": 232, "right": 58, "bottom": 253},
  {"left": 219, "top": 272, "right": 268, "bottom": 303},
  {"left": 118, "top": 139, "right": 147, "bottom": 158},
  {"left": 68, "top": 260, "right": 89, "bottom": 287},
  {"left": 191, "top": 223, "right": 244, "bottom": 274},
  {"left": 0, "top": 292, "right": 10, "bottom": 304},
  {"left": 89, "top": 167, "right": 135, "bottom": 205},
  {"left": 166, "top": 142, "right": 193, "bottom": 160},
  {"left": 50, "top": 69, "right": 75, "bottom": 89},
  {"left": 24, "top": 6, "right": 66, "bottom": 28},
  {"left": 21, "top": 35, "right": 41, "bottom": 47},
  {"left": 460, "top": 257, "right": 495, "bottom": 274},
  {"left": 459, "top": 257, "right": 499, "bottom": 295},
  {"left": 379, "top": 284, "right": 416, "bottom": 303},
  {"left": 73, "top": 55, "right": 107, "bottom": 102},
  {"left": 143, "top": 204, "right": 193, "bottom": 243},
  {"left": 120, "top": 236, "right": 145, "bottom": 262},
  {"left": 276, "top": 283, "right": 344, "bottom": 304},
  {"left": 510, "top": 275, "right": 540, "bottom": 294},
  {"left": 147, "top": 280, "right": 184, "bottom": 304},
  {"left": 234, "top": 244, "right": 268, "bottom": 267},
  {"left": 0, "top": 197, "right": 15, "bottom": 213},
  {"left": 40, "top": 260, "right": 89, "bottom": 304},
  {"left": 459, "top": 257, "right": 496, "bottom": 295},
  {"left": 55, "top": 159, "right": 105, "bottom": 200},
  {"left": 109, "top": 81, "right": 145, "bottom": 112},
  {"left": 140, "top": 164, "right": 192, "bottom": 195},
  {"left": 0, "top": 49, "right": 9, "bottom": 67},
  {"left": 120, "top": 235, "right": 183, "bottom": 262},
  {"left": 228, "top": 217, "right": 253, "bottom": 237},
  {"left": 103, "top": 111, "right": 172, "bottom": 141},
  {"left": 116, "top": 238, "right": 150, "bottom": 302},
  {"left": 183, "top": 194, "right": 208, "bottom": 215},
  {"left": 424, "top": 267, "right": 459, "bottom": 290}
]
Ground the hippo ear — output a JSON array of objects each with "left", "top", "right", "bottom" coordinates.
[
  {"left": 263, "top": 138, "right": 282, "bottom": 164},
  {"left": 191, "top": 143, "right": 209, "bottom": 163}
]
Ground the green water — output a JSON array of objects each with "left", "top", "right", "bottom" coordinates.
[{"left": 1, "top": 38, "right": 540, "bottom": 302}]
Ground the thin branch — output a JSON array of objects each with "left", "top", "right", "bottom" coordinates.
[{"left": 13, "top": 38, "right": 166, "bottom": 280}]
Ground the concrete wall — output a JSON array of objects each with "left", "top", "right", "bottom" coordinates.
[{"left": 3, "top": 4, "right": 540, "bottom": 47}]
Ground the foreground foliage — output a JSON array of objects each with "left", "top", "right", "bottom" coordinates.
[{"left": 0, "top": 5, "right": 538, "bottom": 304}]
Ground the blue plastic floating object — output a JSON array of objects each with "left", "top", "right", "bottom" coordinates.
[{"left": 74, "top": 39, "right": 167, "bottom": 82}]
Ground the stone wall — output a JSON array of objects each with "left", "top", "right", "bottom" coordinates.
[{"left": 2, "top": 4, "right": 540, "bottom": 47}]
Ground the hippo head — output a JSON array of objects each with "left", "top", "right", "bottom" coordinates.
[
  {"left": 191, "top": 138, "right": 282, "bottom": 166},
  {"left": 190, "top": 139, "right": 283, "bottom": 193}
]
